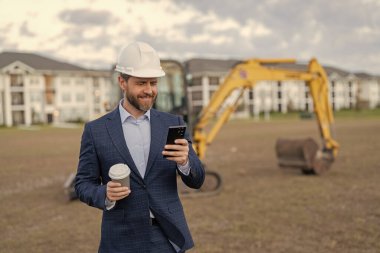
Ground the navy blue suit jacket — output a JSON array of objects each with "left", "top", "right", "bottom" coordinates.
[{"left": 75, "top": 108, "right": 205, "bottom": 253}]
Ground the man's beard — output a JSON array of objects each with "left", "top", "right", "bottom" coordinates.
[{"left": 125, "top": 92, "right": 156, "bottom": 112}]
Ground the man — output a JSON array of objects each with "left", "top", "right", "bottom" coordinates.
[{"left": 75, "top": 41, "right": 205, "bottom": 253}]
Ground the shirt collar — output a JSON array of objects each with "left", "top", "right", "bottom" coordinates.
[{"left": 119, "top": 99, "right": 150, "bottom": 123}]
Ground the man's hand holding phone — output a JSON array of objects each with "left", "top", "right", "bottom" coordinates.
[{"left": 162, "top": 126, "right": 189, "bottom": 166}]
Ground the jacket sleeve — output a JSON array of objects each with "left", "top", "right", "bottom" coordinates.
[
  {"left": 75, "top": 123, "right": 107, "bottom": 210},
  {"left": 177, "top": 117, "right": 205, "bottom": 189}
]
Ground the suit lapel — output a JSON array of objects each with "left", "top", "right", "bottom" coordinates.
[
  {"left": 145, "top": 109, "right": 166, "bottom": 177},
  {"left": 105, "top": 108, "right": 144, "bottom": 184}
]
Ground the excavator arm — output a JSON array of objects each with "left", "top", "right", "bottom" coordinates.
[
  {"left": 307, "top": 60, "right": 339, "bottom": 155},
  {"left": 193, "top": 58, "right": 339, "bottom": 174}
]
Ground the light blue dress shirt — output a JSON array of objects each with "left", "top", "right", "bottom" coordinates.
[{"left": 120, "top": 106, "right": 151, "bottom": 179}]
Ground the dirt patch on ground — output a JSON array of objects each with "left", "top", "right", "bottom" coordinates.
[{"left": 1, "top": 119, "right": 379, "bottom": 253}]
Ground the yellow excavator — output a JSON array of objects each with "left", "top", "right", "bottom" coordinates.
[{"left": 192, "top": 58, "right": 339, "bottom": 175}]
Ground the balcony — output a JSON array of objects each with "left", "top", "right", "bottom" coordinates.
[
  {"left": 10, "top": 74, "right": 24, "bottom": 87},
  {"left": 11, "top": 92, "right": 24, "bottom": 106}
]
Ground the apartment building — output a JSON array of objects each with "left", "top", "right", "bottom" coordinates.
[
  {"left": 1, "top": 52, "right": 378, "bottom": 127},
  {"left": 185, "top": 58, "right": 380, "bottom": 119},
  {"left": 0, "top": 52, "right": 119, "bottom": 127}
]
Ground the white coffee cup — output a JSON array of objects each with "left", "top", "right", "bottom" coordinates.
[{"left": 109, "top": 163, "right": 131, "bottom": 188}]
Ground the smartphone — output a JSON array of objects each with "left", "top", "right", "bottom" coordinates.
[
  {"left": 164, "top": 125, "right": 186, "bottom": 157},
  {"left": 166, "top": 125, "right": 186, "bottom": 144}
]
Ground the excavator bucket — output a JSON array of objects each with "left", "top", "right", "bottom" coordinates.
[{"left": 275, "top": 138, "right": 334, "bottom": 175}]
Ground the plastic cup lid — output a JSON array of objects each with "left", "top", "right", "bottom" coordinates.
[{"left": 109, "top": 163, "right": 131, "bottom": 179}]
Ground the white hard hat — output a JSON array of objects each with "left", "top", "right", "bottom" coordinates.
[{"left": 115, "top": 41, "right": 165, "bottom": 78}]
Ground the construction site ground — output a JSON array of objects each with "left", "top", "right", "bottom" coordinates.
[{"left": 1, "top": 114, "right": 379, "bottom": 253}]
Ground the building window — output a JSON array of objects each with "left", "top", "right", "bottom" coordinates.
[
  {"left": 11, "top": 92, "right": 24, "bottom": 105},
  {"left": 259, "top": 89, "right": 266, "bottom": 98},
  {"left": 191, "top": 77, "right": 202, "bottom": 87},
  {"left": 192, "top": 105, "right": 203, "bottom": 116},
  {"left": 12, "top": 111, "right": 25, "bottom": 125},
  {"left": 249, "top": 90, "right": 254, "bottom": 100},
  {"left": 277, "top": 81, "right": 282, "bottom": 99},
  {"left": 45, "top": 90, "right": 54, "bottom": 105},
  {"left": 348, "top": 81, "right": 353, "bottom": 98},
  {"left": 305, "top": 84, "right": 309, "bottom": 98},
  {"left": 209, "top": 76, "right": 219, "bottom": 85},
  {"left": 76, "top": 93, "right": 85, "bottom": 102},
  {"left": 61, "top": 78, "right": 70, "bottom": 85},
  {"left": 192, "top": 91, "right": 202, "bottom": 100},
  {"left": 10, "top": 74, "right": 23, "bottom": 87},
  {"left": 30, "top": 77, "right": 39, "bottom": 85},
  {"left": 76, "top": 78, "right": 85, "bottom": 85},
  {"left": 93, "top": 78, "right": 100, "bottom": 88},
  {"left": 30, "top": 92, "right": 40, "bottom": 102},
  {"left": 62, "top": 93, "right": 71, "bottom": 102}
]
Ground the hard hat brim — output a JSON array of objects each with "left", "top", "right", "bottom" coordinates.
[{"left": 115, "top": 65, "right": 165, "bottom": 78}]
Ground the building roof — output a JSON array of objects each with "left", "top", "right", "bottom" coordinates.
[
  {"left": 323, "top": 65, "right": 351, "bottom": 77},
  {"left": 184, "top": 58, "right": 376, "bottom": 78},
  {"left": 354, "top": 72, "right": 380, "bottom": 79},
  {"left": 185, "top": 58, "right": 240, "bottom": 75},
  {"left": 0, "top": 51, "right": 86, "bottom": 71},
  {"left": 266, "top": 62, "right": 352, "bottom": 77}
]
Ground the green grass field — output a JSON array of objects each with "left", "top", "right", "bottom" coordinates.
[{"left": 1, "top": 114, "right": 379, "bottom": 252}]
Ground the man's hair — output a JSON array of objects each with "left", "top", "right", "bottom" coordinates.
[{"left": 120, "top": 73, "right": 130, "bottom": 82}]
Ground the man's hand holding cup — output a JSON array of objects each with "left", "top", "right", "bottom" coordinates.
[{"left": 107, "top": 164, "right": 131, "bottom": 201}]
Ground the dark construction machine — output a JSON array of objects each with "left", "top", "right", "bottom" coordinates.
[{"left": 64, "top": 58, "right": 339, "bottom": 200}]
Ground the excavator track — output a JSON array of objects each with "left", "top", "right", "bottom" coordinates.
[{"left": 178, "top": 169, "right": 222, "bottom": 197}]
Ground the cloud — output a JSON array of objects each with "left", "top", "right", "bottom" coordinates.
[
  {"left": 19, "top": 21, "right": 36, "bottom": 37},
  {"left": 59, "top": 8, "right": 117, "bottom": 26},
  {"left": 0, "top": 0, "right": 379, "bottom": 74},
  {"left": 175, "top": 0, "right": 265, "bottom": 24},
  {"left": 57, "top": 25, "right": 111, "bottom": 51}
]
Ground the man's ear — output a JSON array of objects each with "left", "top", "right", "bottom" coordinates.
[{"left": 118, "top": 76, "right": 126, "bottom": 90}]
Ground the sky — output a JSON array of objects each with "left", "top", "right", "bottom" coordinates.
[{"left": 0, "top": 0, "right": 379, "bottom": 74}]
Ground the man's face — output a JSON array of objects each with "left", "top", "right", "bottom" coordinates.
[{"left": 121, "top": 76, "right": 158, "bottom": 114}]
